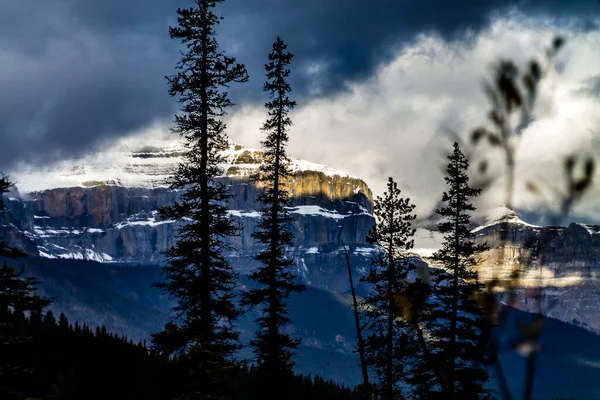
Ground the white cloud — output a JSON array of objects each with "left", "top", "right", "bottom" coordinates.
[{"left": 226, "top": 11, "right": 600, "bottom": 222}]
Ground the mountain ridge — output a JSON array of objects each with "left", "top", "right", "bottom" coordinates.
[
  {"left": 6, "top": 136, "right": 600, "bottom": 339},
  {"left": 3, "top": 138, "right": 600, "bottom": 395},
  {"left": 1, "top": 136, "right": 376, "bottom": 293},
  {"left": 10, "top": 135, "right": 361, "bottom": 193}
]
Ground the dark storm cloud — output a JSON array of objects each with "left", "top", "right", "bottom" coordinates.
[
  {"left": 0, "top": 0, "right": 177, "bottom": 169},
  {"left": 0, "top": 0, "right": 596, "bottom": 169}
]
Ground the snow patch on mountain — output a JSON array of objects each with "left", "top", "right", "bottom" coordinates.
[
  {"left": 289, "top": 205, "right": 348, "bottom": 220},
  {"left": 288, "top": 205, "right": 370, "bottom": 220},
  {"left": 305, "top": 246, "right": 319, "bottom": 254},
  {"left": 574, "top": 223, "right": 600, "bottom": 235},
  {"left": 227, "top": 210, "right": 262, "bottom": 219},
  {"left": 353, "top": 247, "right": 376, "bottom": 256},
  {"left": 33, "top": 227, "right": 84, "bottom": 237},
  {"left": 38, "top": 246, "right": 114, "bottom": 263},
  {"left": 114, "top": 211, "right": 173, "bottom": 229},
  {"left": 288, "top": 159, "right": 356, "bottom": 179}
]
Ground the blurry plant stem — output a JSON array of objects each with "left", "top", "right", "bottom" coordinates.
[
  {"left": 341, "top": 240, "right": 371, "bottom": 400},
  {"left": 488, "top": 300, "right": 515, "bottom": 400},
  {"left": 505, "top": 146, "right": 515, "bottom": 210},
  {"left": 485, "top": 256, "right": 545, "bottom": 400},
  {"left": 524, "top": 342, "right": 538, "bottom": 400},
  {"left": 482, "top": 220, "right": 520, "bottom": 400},
  {"left": 524, "top": 302, "right": 544, "bottom": 400},
  {"left": 489, "top": 311, "right": 542, "bottom": 400},
  {"left": 470, "top": 37, "right": 566, "bottom": 400},
  {"left": 491, "top": 341, "right": 513, "bottom": 400}
]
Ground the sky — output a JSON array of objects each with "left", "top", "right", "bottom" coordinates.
[{"left": 2, "top": 0, "right": 600, "bottom": 222}]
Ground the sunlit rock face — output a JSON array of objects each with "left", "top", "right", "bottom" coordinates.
[
  {"left": 1, "top": 137, "right": 376, "bottom": 292},
  {"left": 472, "top": 207, "right": 600, "bottom": 333}
]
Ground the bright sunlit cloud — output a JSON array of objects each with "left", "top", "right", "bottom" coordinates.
[{"left": 226, "top": 11, "right": 600, "bottom": 222}]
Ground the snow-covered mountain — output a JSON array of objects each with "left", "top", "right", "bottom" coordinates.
[
  {"left": 5, "top": 133, "right": 600, "bottom": 336},
  {"left": 401, "top": 205, "right": 600, "bottom": 337},
  {"left": 12, "top": 135, "right": 358, "bottom": 192},
  {"left": 6, "top": 134, "right": 600, "bottom": 394},
  {"left": 469, "top": 206, "right": 600, "bottom": 334},
  {"left": 2, "top": 134, "right": 376, "bottom": 292}
]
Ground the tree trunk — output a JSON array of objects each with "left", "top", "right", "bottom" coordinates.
[
  {"left": 199, "top": 8, "right": 213, "bottom": 341},
  {"left": 342, "top": 240, "right": 371, "bottom": 400},
  {"left": 449, "top": 160, "right": 460, "bottom": 397},
  {"left": 385, "top": 239, "right": 394, "bottom": 400}
]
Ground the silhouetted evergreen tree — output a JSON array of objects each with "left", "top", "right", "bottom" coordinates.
[
  {"left": 360, "top": 177, "right": 417, "bottom": 400},
  {"left": 241, "top": 36, "right": 305, "bottom": 395},
  {"left": 151, "top": 1, "right": 248, "bottom": 399},
  {"left": 0, "top": 175, "right": 28, "bottom": 258},
  {"left": 410, "top": 143, "right": 492, "bottom": 399},
  {"left": 58, "top": 312, "right": 69, "bottom": 332},
  {"left": 0, "top": 174, "right": 52, "bottom": 399},
  {"left": 0, "top": 265, "right": 51, "bottom": 399}
]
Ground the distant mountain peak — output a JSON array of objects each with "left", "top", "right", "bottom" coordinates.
[{"left": 471, "top": 206, "right": 541, "bottom": 233}]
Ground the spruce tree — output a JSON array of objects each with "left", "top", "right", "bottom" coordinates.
[
  {"left": 241, "top": 37, "right": 305, "bottom": 391},
  {"left": 0, "top": 175, "right": 27, "bottom": 259},
  {"left": 0, "top": 174, "right": 51, "bottom": 399},
  {"left": 151, "top": 1, "right": 248, "bottom": 399},
  {"left": 410, "top": 143, "right": 492, "bottom": 399},
  {"left": 360, "top": 177, "right": 417, "bottom": 400}
]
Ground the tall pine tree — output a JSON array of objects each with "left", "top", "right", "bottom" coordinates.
[
  {"left": 410, "top": 143, "right": 492, "bottom": 399},
  {"left": 0, "top": 174, "right": 51, "bottom": 399},
  {"left": 0, "top": 176, "right": 27, "bottom": 259},
  {"left": 242, "top": 37, "right": 305, "bottom": 392},
  {"left": 361, "top": 177, "right": 417, "bottom": 400},
  {"left": 152, "top": 1, "right": 248, "bottom": 399}
]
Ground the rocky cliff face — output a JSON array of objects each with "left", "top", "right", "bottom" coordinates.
[
  {"left": 473, "top": 210, "right": 600, "bottom": 275},
  {"left": 2, "top": 138, "right": 376, "bottom": 292},
  {"left": 471, "top": 208, "right": 600, "bottom": 333}
]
